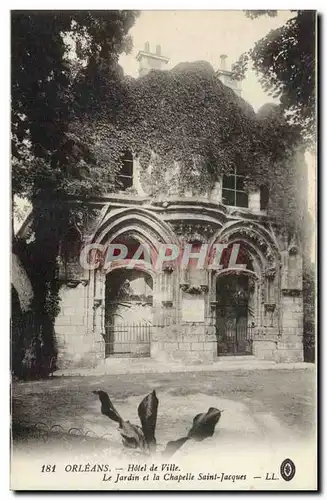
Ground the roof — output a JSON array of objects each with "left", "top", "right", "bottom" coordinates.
[{"left": 136, "top": 50, "right": 169, "bottom": 63}]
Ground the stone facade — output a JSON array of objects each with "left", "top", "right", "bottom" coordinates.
[
  {"left": 49, "top": 49, "right": 305, "bottom": 369},
  {"left": 53, "top": 172, "right": 304, "bottom": 368}
]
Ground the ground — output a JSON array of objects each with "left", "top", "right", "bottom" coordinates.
[{"left": 12, "top": 368, "right": 315, "bottom": 455}]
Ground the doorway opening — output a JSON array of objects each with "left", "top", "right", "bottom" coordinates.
[
  {"left": 215, "top": 272, "right": 255, "bottom": 356},
  {"left": 104, "top": 268, "right": 153, "bottom": 357}
]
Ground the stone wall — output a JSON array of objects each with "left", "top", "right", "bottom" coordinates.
[
  {"left": 276, "top": 293, "right": 304, "bottom": 362},
  {"left": 55, "top": 283, "right": 95, "bottom": 369},
  {"left": 53, "top": 196, "right": 305, "bottom": 368},
  {"left": 253, "top": 332, "right": 278, "bottom": 360},
  {"left": 151, "top": 322, "right": 216, "bottom": 363}
]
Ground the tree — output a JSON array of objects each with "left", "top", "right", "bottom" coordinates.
[
  {"left": 12, "top": 10, "right": 139, "bottom": 199},
  {"left": 232, "top": 10, "right": 316, "bottom": 143},
  {"left": 11, "top": 10, "right": 139, "bottom": 377},
  {"left": 233, "top": 10, "right": 316, "bottom": 362}
]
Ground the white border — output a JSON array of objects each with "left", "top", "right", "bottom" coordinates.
[{"left": 1, "top": 4, "right": 322, "bottom": 499}]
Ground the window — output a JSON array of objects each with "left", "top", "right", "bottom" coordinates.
[
  {"left": 260, "top": 185, "right": 269, "bottom": 211},
  {"left": 117, "top": 151, "right": 133, "bottom": 190},
  {"left": 222, "top": 166, "right": 248, "bottom": 208}
]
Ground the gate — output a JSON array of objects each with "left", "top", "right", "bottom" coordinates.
[
  {"left": 215, "top": 315, "right": 254, "bottom": 356},
  {"left": 104, "top": 322, "right": 151, "bottom": 358}
]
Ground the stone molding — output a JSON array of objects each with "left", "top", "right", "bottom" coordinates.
[
  {"left": 281, "top": 289, "right": 302, "bottom": 297},
  {"left": 180, "top": 284, "right": 208, "bottom": 294}
]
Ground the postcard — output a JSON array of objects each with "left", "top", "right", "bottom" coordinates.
[{"left": 11, "top": 9, "right": 317, "bottom": 491}]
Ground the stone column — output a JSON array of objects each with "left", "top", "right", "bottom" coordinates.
[
  {"left": 174, "top": 268, "right": 216, "bottom": 363},
  {"left": 277, "top": 291, "right": 304, "bottom": 362},
  {"left": 248, "top": 190, "right": 261, "bottom": 212},
  {"left": 133, "top": 157, "right": 147, "bottom": 196},
  {"left": 276, "top": 246, "right": 304, "bottom": 362},
  {"left": 210, "top": 179, "right": 222, "bottom": 203},
  {"left": 252, "top": 271, "right": 279, "bottom": 360},
  {"left": 150, "top": 268, "right": 178, "bottom": 361},
  {"left": 55, "top": 279, "right": 89, "bottom": 369},
  {"left": 92, "top": 270, "right": 106, "bottom": 363}
]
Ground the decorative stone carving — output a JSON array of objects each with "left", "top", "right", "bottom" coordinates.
[
  {"left": 180, "top": 284, "right": 208, "bottom": 294},
  {"left": 289, "top": 245, "right": 298, "bottom": 255},
  {"left": 162, "top": 300, "right": 173, "bottom": 307},
  {"left": 66, "top": 279, "right": 89, "bottom": 288},
  {"left": 264, "top": 302, "right": 276, "bottom": 327},
  {"left": 288, "top": 232, "right": 301, "bottom": 254},
  {"left": 224, "top": 226, "right": 277, "bottom": 265},
  {"left": 169, "top": 221, "right": 215, "bottom": 243},
  {"left": 281, "top": 289, "right": 302, "bottom": 297},
  {"left": 93, "top": 298, "right": 103, "bottom": 309},
  {"left": 264, "top": 265, "right": 276, "bottom": 279},
  {"left": 163, "top": 264, "right": 174, "bottom": 273},
  {"left": 264, "top": 303, "right": 276, "bottom": 312}
]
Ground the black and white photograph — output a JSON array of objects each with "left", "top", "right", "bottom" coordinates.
[{"left": 10, "top": 9, "right": 317, "bottom": 491}]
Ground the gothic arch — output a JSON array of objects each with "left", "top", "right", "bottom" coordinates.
[
  {"left": 92, "top": 207, "right": 179, "bottom": 250},
  {"left": 208, "top": 220, "right": 281, "bottom": 275},
  {"left": 104, "top": 262, "right": 159, "bottom": 280}
]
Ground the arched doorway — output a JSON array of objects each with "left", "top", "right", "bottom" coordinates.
[
  {"left": 104, "top": 268, "right": 153, "bottom": 358},
  {"left": 215, "top": 272, "right": 255, "bottom": 355},
  {"left": 214, "top": 247, "right": 257, "bottom": 356}
]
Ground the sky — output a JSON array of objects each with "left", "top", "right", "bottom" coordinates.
[{"left": 119, "top": 10, "right": 293, "bottom": 111}]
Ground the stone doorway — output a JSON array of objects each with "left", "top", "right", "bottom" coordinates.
[
  {"left": 215, "top": 274, "right": 255, "bottom": 356},
  {"left": 104, "top": 269, "right": 153, "bottom": 358}
]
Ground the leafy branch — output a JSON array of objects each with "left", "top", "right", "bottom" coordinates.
[
  {"left": 232, "top": 10, "right": 315, "bottom": 143},
  {"left": 93, "top": 390, "right": 222, "bottom": 458}
]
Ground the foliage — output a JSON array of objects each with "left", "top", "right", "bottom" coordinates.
[
  {"left": 12, "top": 10, "right": 139, "bottom": 198},
  {"left": 244, "top": 10, "right": 278, "bottom": 19},
  {"left": 232, "top": 10, "right": 316, "bottom": 143},
  {"left": 137, "top": 390, "right": 159, "bottom": 451},
  {"left": 11, "top": 10, "right": 139, "bottom": 378},
  {"left": 12, "top": 14, "right": 305, "bottom": 228},
  {"left": 94, "top": 389, "right": 222, "bottom": 457},
  {"left": 303, "top": 262, "right": 316, "bottom": 362},
  {"left": 88, "top": 61, "right": 260, "bottom": 177},
  {"left": 93, "top": 389, "right": 157, "bottom": 452},
  {"left": 232, "top": 10, "right": 315, "bottom": 361},
  {"left": 11, "top": 311, "right": 57, "bottom": 379},
  {"left": 79, "top": 61, "right": 304, "bottom": 231}
]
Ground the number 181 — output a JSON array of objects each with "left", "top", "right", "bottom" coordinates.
[{"left": 41, "top": 464, "right": 56, "bottom": 473}]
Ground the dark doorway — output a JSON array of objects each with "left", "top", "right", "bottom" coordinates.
[{"left": 215, "top": 274, "right": 254, "bottom": 355}]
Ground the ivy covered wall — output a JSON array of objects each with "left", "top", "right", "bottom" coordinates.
[{"left": 75, "top": 60, "right": 307, "bottom": 232}]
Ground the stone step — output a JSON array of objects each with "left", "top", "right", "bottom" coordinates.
[
  {"left": 55, "top": 359, "right": 312, "bottom": 377},
  {"left": 217, "top": 355, "right": 257, "bottom": 362}
]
